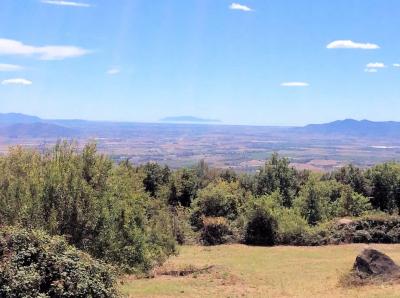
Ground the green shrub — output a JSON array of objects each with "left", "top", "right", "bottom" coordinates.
[
  {"left": 244, "top": 204, "right": 277, "bottom": 246},
  {"left": 190, "top": 181, "right": 246, "bottom": 229},
  {"left": 243, "top": 193, "right": 308, "bottom": 245},
  {"left": 0, "top": 143, "right": 177, "bottom": 273},
  {"left": 338, "top": 187, "right": 371, "bottom": 217},
  {"left": 92, "top": 192, "right": 176, "bottom": 273},
  {"left": 300, "top": 227, "right": 329, "bottom": 246},
  {"left": 200, "top": 217, "right": 232, "bottom": 245},
  {"left": 275, "top": 208, "right": 309, "bottom": 245},
  {"left": 0, "top": 226, "right": 118, "bottom": 298},
  {"left": 293, "top": 178, "right": 345, "bottom": 225},
  {"left": 171, "top": 206, "right": 198, "bottom": 245}
]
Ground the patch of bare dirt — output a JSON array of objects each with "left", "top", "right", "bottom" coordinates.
[{"left": 155, "top": 264, "right": 215, "bottom": 277}]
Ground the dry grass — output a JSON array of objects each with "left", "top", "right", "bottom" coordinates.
[{"left": 120, "top": 244, "right": 400, "bottom": 298}]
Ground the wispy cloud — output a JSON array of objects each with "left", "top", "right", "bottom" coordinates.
[
  {"left": 281, "top": 82, "right": 309, "bottom": 87},
  {"left": 229, "top": 3, "right": 253, "bottom": 12},
  {"left": 0, "top": 63, "right": 23, "bottom": 71},
  {"left": 394, "top": 63, "right": 400, "bottom": 68},
  {"left": 364, "top": 62, "right": 385, "bottom": 73},
  {"left": 364, "top": 68, "right": 378, "bottom": 73},
  {"left": 366, "top": 62, "right": 385, "bottom": 68},
  {"left": 0, "top": 38, "right": 90, "bottom": 60},
  {"left": 107, "top": 68, "right": 120, "bottom": 75},
  {"left": 40, "top": 0, "right": 91, "bottom": 7},
  {"left": 326, "top": 40, "right": 380, "bottom": 50},
  {"left": 1, "top": 78, "right": 32, "bottom": 85}
]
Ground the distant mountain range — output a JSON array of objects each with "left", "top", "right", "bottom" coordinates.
[
  {"left": 160, "top": 116, "right": 221, "bottom": 123},
  {"left": 0, "top": 113, "right": 77, "bottom": 138},
  {"left": 1, "top": 113, "right": 400, "bottom": 139},
  {"left": 300, "top": 119, "right": 400, "bottom": 137},
  {"left": 0, "top": 113, "right": 42, "bottom": 125}
]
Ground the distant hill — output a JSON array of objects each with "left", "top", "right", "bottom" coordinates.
[
  {"left": 0, "top": 113, "right": 42, "bottom": 125},
  {"left": 160, "top": 116, "right": 220, "bottom": 123},
  {"left": 300, "top": 119, "right": 400, "bottom": 137},
  {"left": 0, "top": 123, "right": 78, "bottom": 138},
  {"left": 2, "top": 113, "right": 400, "bottom": 140}
]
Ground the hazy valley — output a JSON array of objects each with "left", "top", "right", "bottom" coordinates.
[{"left": 1, "top": 113, "right": 400, "bottom": 172}]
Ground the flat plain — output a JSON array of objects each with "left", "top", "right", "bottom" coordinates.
[
  {"left": 2, "top": 122, "right": 400, "bottom": 172},
  {"left": 121, "top": 244, "right": 400, "bottom": 298}
]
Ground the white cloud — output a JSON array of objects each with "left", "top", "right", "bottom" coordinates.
[
  {"left": 0, "top": 38, "right": 90, "bottom": 60},
  {"left": 1, "top": 78, "right": 32, "bottom": 85},
  {"left": 107, "top": 68, "right": 120, "bottom": 75},
  {"left": 366, "top": 62, "right": 385, "bottom": 68},
  {"left": 364, "top": 68, "right": 378, "bottom": 73},
  {"left": 364, "top": 62, "right": 385, "bottom": 73},
  {"left": 393, "top": 63, "right": 400, "bottom": 68},
  {"left": 229, "top": 3, "right": 253, "bottom": 12},
  {"left": 0, "top": 63, "right": 23, "bottom": 71},
  {"left": 326, "top": 40, "right": 380, "bottom": 50},
  {"left": 281, "top": 82, "right": 309, "bottom": 87},
  {"left": 41, "top": 0, "right": 91, "bottom": 7}
]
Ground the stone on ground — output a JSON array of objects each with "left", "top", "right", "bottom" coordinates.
[{"left": 353, "top": 248, "right": 400, "bottom": 281}]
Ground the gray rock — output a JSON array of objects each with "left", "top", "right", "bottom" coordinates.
[{"left": 353, "top": 248, "right": 400, "bottom": 279}]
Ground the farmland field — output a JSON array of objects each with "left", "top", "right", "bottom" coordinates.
[
  {"left": 3, "top": 116, "right": 400, "bottom": 172},
  {"left": 121, "top": 244, "right": 400, "bottom": 298}
]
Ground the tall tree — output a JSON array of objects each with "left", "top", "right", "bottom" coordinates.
[
  {"left": 255, "top": 153, "right": 298, "bottom": 207},
  {"left": 366, "top": 163, "right": 400, "bottom": 214}
]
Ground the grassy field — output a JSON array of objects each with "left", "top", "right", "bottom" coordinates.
[{"left": 120, "top": 244, "right": 400, "bottom": 298}]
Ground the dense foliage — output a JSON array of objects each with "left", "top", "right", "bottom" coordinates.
[
  {"left": 244, "top": 199, "right": 278, "bottom": 245},
  {"left": 0, "top": 226, "right": 117, "bottom": 297},
  {"left": 0, "top": 142, "right": 176, "bottom": 273},
  {"left": 2, "top": 142, "right": 400, "bottom": 283}
]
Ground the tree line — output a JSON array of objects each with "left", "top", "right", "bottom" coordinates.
[{"left": 1, "top": 142, "right": 400, "bottom": 273}]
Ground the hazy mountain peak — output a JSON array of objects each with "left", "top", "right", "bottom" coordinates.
[{"left": 302, "top": 119, "right": 400, "bottom": 137}]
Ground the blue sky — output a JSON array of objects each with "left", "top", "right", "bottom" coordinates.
[{"left": 0, "top": 0, "right": 399, "bottom": 126}]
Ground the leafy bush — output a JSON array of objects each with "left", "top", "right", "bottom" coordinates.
[
  {"left": 337, "top": 186, "right": 371, "bottom": 217},
  {"left": 244, "top": 199, "right": 278, "bottom": 245},
  {"left": 275, "top": 208, "right": 309, "bottom": 245},
  {"left": 91, "top": 187, "right": 176, "bottom": 273},
  {"left": 190, "top": 181, "right": 246, "bottom": 229},
  {"left": 293, "top": 178, "right": 345, "bottom": 225},
  {"left": 200, "top": 217, "right": 233, "bottom": 245},
  {"left": 0, "top": 226, "right": 118, "bottom": 297},
  {"left": 299, "top": 226, "right": 330, "bottom": 246},
  {"left": 171, "top": 206, "right": 198, "bottom": 245}
]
